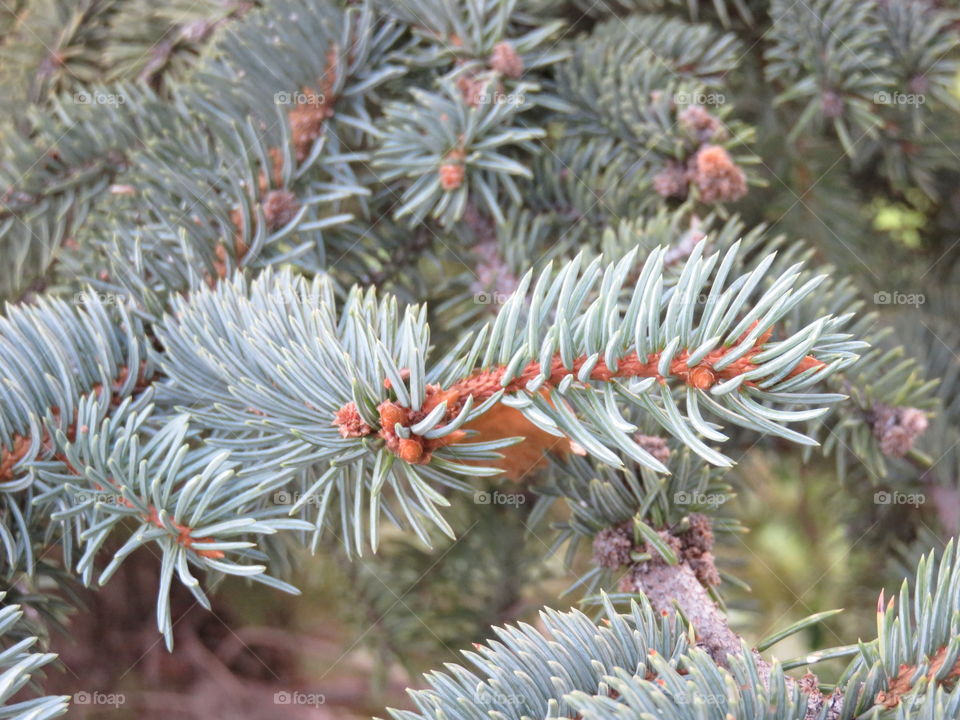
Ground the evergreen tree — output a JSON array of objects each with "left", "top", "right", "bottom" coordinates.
[{"left": 0, "top": 0, "right": 958, "bottom": 717}]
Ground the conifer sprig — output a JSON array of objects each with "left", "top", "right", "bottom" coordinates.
[
  {"left": 0, "top": 593, "right": 68, "bottom": 720},
  {"left": 374, "top": 79, "right": 546, "bottom": 226},
  {"left": 346, "top": 241, "right": 862, "bottom": 472},
  {"left": 388, "top": 542, "right": 960, "bottom": 719},
  {"left": 34, "top": 395, "right": 310, "bottom": 646},
  {"left": 151, "top": 241, "right": 865, "bottom": 554},
  {"left": 0, "top": 0, "right": 955, "bottom": 714}
]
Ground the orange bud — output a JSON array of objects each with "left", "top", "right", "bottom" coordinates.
[
  {"left": 378, "top": 402, "right": 408, "bottom": 430},
  {"left": 439, "top": 162, "right": 465, "bottom": 190},
  {"left": 397, "top": 438, "right": 424, "bottom": 463},
  {"left": 430, "top": 387, "right": 459, "bottom": 410},
  {"left": 791, "top": 355, "right": 825, "bottom": 376},
  {"left": 688, "top": 365, "right": 716, "bottom": 389}
]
